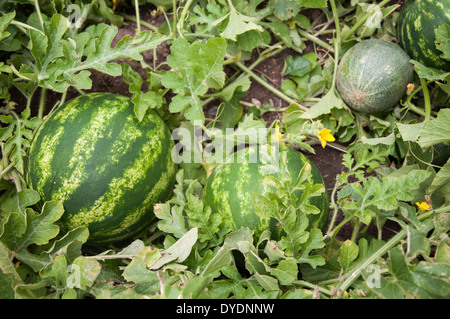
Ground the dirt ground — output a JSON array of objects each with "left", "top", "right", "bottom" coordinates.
[{"left": 11, "top": 4, "right": 402, "bottom": 242}]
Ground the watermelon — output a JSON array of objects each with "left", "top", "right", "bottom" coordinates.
[
  {"left": 397, "top": 0, "right": 450, "bottom": 71},
  {"left": 26, "top": 93, "right": 177, "bottom": 244},
  {"left": 203, "top": 144, "right": 329, "bottom": 238},
  {"left": 336, "top": 39, "right": 414, "bottom": 113}
]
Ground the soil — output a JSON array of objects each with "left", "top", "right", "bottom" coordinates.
[{"left": 10, "top": 4, "right": 402, "bottom": 242}]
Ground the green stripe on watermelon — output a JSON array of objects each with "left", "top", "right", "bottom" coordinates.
[
  {"left": 397, "top": 0, "right": 450, "bottom": 71},
  {"left": 26, "top": 93, "right": 177, "bottom": 244},
  {"left": 203, "top": 145, "right": 329, "bottom": 239}
]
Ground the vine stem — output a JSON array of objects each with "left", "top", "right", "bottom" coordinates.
[
  {"left": 337, "top": 228, "right": 406, "bottom": 293},
  {"left": 234, "top": 61, "right": 307, "bottom": 111},
  {"left": 292, "top": 280, "right": 333, "bottom": 297},
  {"left": 176, "top": 0, "right": 194, "bottom": 37},
  {"left": 32, "top": 0, "right": 44, "bottom": 30},
  {"left": 38, "top": 88, "right": 47, "bottom": 119},
  {"left": 297, "top": 29, "right": 334, "bottom": 52},
  {"left": 420, "top": 78, "right": 431, "bottom": 122},
  {"left": 329, "top": 0, "right": 341, "bottom": 91},
  {"left": 134, "top": 0, "right": 141, "bottom": 33},
  {"left": 341, "top": 0, "right": 392, "bottom": 42},
  {"left": 121, "top": 14, "right": 159, "bottom": 32},
  {"left": 336, "top": 210, "right": 436, "bottom": 293}
]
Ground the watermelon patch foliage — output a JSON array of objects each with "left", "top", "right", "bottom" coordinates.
[{"left": 0, "top": 0, "right": 448, "bottom": 300}]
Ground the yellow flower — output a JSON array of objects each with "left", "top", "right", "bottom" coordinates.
[
  {"left": 416, "top": 201, "right": 430, "bottom": 211},
  {"left": 406, "top": 83, "right": 414, "bottom": 95},
  {"left": 273, "top": 123, "right": 285, "bottom": 145},
  {"left": 113, "top": 0, "right": 117, "bottom": 10},
  {"left": 318, "top": 128, "right": 335, "bottom": 148}
]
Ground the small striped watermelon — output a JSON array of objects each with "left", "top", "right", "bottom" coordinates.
[
  {"left": 397, "top": 0, "right": 450, "bottom": 71},
  {"left": 203, "top": 145, "right": 329, "bottom": 238},
  {"left": 26, "top": 93, "right": 177, "bottom": 244}
]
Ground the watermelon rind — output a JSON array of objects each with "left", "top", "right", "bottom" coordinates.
[
  {"left": 336, "top": 39, "right": 414, "bottom": 114},
  {"left": 203, "top": 144, "right": 329, "bottom": 239},
  {"left": 397, "top": 0, "right": 450, "bottom": 71},
  {"left": 26, "top": 93, "right": 177, "bottom": 244}
]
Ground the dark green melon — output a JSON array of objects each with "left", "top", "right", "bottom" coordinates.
[
  {"left": 336, "top": 39, "right": 414, "bottom": 113},
  {"left": 203, "top": 145, "right": 329, "bottom": 238},
  {"left": 397, "top": 0, "right": 450, "bottom": 71},
  {"left": 26, "top": 93, "right": 177, "bottom": 244}
]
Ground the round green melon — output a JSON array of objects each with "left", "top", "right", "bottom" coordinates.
[
  {"left": 397, "top": 0, "right": 450, "bottom": 71},
  {"left": 203, "top": 145, "right": 329, "bottom": 238},
  {"left": 26, "top": 93, "right": 177, "bottom": 244},
  {"left": 336, "top": 39, "right": 414, "bottom": 113}
]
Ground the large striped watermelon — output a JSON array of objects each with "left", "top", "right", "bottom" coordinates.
[
  {"left": 397, "top": 0, "right": 450, "bottom": 71},
  {"left": 26, "top": 93, "right": 177, "bottom": 244},
  {"left": 203, "top": 145, "right": 329, "bottom": 238}
]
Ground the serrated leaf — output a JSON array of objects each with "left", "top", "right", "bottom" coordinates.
[
  {"left": 43, "top": 24, "right": 167, "bottom": 92},
  {"left": 418, "top": 109, "right": 450, "bottom": 148},
  {"left": 219, "top": 9, "right": 264, "bottom": 41},
  {"left": 300, "top": 89, "right": 347, "bottom": 119},
  {"left": 338, "top": 240, "right": 359, "bottom": 272},
  {"left": 69, "top": 256, "right": 101, "bottom": 290},
  {"left": 154, "top": 203, "right": 187, "bottom": 239},
  {"left": 297, "top": 228, "right": 325, "bottom": 268},
  {"left": 149, "top": 228, "right": 198, "bottom": 270},
  {"left": 411, "top": 60, "right": 450, "bottom": 82},
  {"left": 162, "top": 37, "right": 227, "bottom": 123},
  {"left": 435, "top": 23, "right": 450, "bottom": 61},
  {"left": 271, "top": 257, "right": 298, "bottom": 285},
  {"left": 0, "top": 12, "right": 15, "bottom": 42},
  {"left": 122, "top": 246, "right": 161, "bottom": 285},
  {"left": 0, "top": 241, "right": 22, "bottom": 298}
]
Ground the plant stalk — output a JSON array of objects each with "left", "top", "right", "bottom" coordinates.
[
  {"left": 38, "top": 87, "right": 47, "bottom": 119},
  {"left": 235, "top": 61, "right": 307, "bottom": 111},
  {"left": 420, "top": 78, "right": 431, "bottom": 122},
  {"left": 297, "top": 29, "right": 334, "bottom": 52},
  {"left": 342, "top": 0, "right": 392, "bottom": 42},
  {"left": 134, "top": 0, "right": 141, "bottom": 33}
]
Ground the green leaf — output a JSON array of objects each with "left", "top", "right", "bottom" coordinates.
[
  {"left": 201, "top": 246, "right": 233, "bottom": 277},
  {"left": 427, "top": 159, "right": 450, "bottom": 204},
  {"left": 396, "top": 122, "right": 425, "bottom": 142},
  {"left": 338, "top": 240, "right": 359, "bottom": 272},
  {"left": 297, "top": 0, "right": 328, "bottom": 8},
  {"left": 0, "top": 241, "right": 22, "bottom": 299},
  {"left": 269, "top": 0, "right": 301, "bottom": 21},
  {"left": 435, "top": 24, "right": 450, "bottom": 61},
  {"left": 254, "top": 273, "right": 279, "bottom": 291},
  {"left": 418, "top": 109, "right": 450, "bottom": 148},
  {"left": 271, "top": 257, "right": 298, "bottom": 285},
  {"left": 364, "top": 247, "right": 450, "bottom": 298},
  {"left": 297, "top": 228, "right": 325, "bottom": 268},
  {"left": 411, "top": 60, "right": 450, "bottom": 82},
  {"left": 154, "top": 203, "right": 187, "bottom": 239},
  {"left": 0, "top": 109, "right": 42, "bottom": 174},
  {"left": 149, "top": 228, "right": 198, "bottom": 270},
  {"left": 300, "top": 89, "right": 348, "bottom": 119},
  {"left": 253, "top": 193, "right": 278, "bottom": 220},
  {"left": 2, "top": 201, "right": 64, "bottom": 252},
  {"left": 219, "top": 9, "right": 264, "bottom": 41},
  {"left": 69, "top": 256, "right": 101, "bottom": 290},
  {"left": 0, "top": 12, "right": 15, "bottom": 42},
  {"left": 44, "top": 24, "right": 167, "bottom": 92},
  {"left": 162, "top": 37, "right": 227, "bottom": 123},
  {"left": 122, "top": 246, "right": 161, "bottom": 285},
  {"left": 284, "top": 55, "right": 312, "bottom": 77},
  {"left": 120, "top": 63, "right": 164, "bottom": 121}
]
